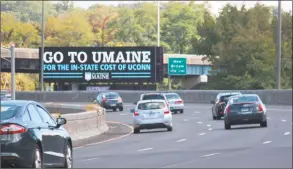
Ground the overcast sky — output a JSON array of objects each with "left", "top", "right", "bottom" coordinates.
[{"left": 67, "top": 1, "right": 292, "bottom": 16}]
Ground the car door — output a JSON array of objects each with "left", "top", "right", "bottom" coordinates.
[
  {"left": 26, "top": 104, "right": 53, "bottom": 165},
  {"left": 35, "top": 104, "right": 65, "bottom": 166}
]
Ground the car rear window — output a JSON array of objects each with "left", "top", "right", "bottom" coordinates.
[
  {"left": 220, "top": 95, "right": 238, "bottom": 102},
  {"left": 165, "top": 94, "right": 180, "bottom": 100},
  {"left": 0, "top": 105, "right": 20, "bottom": 120},
  {"left": 142, "top": 94, "right": 165, "bottom": 100},
  {"left": 105, "top": 93, "right": 119, "bottom": 99},
  {"left": 138, "top": 102, "right": 166, "bottom": 110},
  {"left": 230, "top": 96, "right": 259, "bottom": 103}
]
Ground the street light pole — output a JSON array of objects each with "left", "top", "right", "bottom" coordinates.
[
  {"left": 10, "top": 45, "right": 15, "bottom": 100},
  {"left": 276, "top": 0, "right": 282, "bottom": 89},
  {"left": 40, "top": 0, "right": 45, "bottom": 91},
  {"left": 157, "top": 1, "right": 160, "bottom": 47}
]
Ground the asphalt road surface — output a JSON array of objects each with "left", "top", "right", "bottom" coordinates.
[{"left": 68, "top": 103, "right": 292, "bottom": 168}]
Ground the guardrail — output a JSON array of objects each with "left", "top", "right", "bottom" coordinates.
[
  {"left": 43, "top": 103, "right": 109, "bottom": 141},
  {"left": 19, "top": 89, "right": 292, "bottom": 105}
]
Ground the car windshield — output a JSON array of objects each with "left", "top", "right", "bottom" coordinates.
[
  {"left": 230, "top": 96, "right": 259, "bottom": 104},
  {"left": 142, "top": 94, "right": 165, "bottom": 100},
  {"left": 165, "top": 94, "right": 180, "bottom": 100},
  {"left": 137, "top": 102, "right": 166, "bottom": 110},
  {"left": 0, "top": 105, "right": 20, "bottom": 120},
  {"left": 105, "top": 93, "right": 119, "bottom": 99}
]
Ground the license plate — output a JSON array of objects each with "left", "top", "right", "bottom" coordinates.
[
  {"left": 241, "top": 108, "right": 249, "bottom": 112},
  {"left": 111, "top": 104, "right": 116, "bottom": 106},
  {"left": 240, "top": 111, "right": 252, "bottom": 114}
]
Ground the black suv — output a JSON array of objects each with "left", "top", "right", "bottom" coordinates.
[{"left": 211, "top": 92, "right": 241, "bottom": 120}]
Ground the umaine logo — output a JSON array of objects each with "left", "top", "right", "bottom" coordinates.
[{"left": 84, "top": 72, "right": 92, "bottom": 81}]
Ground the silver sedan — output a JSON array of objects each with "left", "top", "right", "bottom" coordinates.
[{"left": 130, "top": 100, "right": 174, "bottom": 134}]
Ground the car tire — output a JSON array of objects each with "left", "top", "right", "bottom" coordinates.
[
  {"left": 133, "top": 128, "right": 140, "bottom": 134},
  {"left": 180, "top": 110, "right": 183, "bottom": 114},
  {"left": 260, "top": 121, "right": 267, "bottom": 127},
  {"left": 63, "top": 143, "right": 73, "bottom": 168},
  {"left": 224, "top": 123, "right": 231, "bottom": 130},
  {"left": 32, "top": 145, "right": 43, "bottom": 168},
  {"left": 113, "top": 108, "right": 117, "bottom": 112},
  {"left": 212, "top": 115, "right": 216, "bottom": 120},
  {"left": 167, "top": 127, "right": 173, "bottom": 131},
  {"left": 119, "top": 107, "right": 123, "bottom": 111}
]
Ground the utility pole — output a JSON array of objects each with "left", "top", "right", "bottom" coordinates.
[
  {"left": 276, "top": 0, "right": 282, "bottom": 89},
  {"left": 40, "top": 0, "right": 45, "bottom": 91}
]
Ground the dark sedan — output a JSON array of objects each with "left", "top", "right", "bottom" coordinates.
[
  {"left": 1, "top": 100, "right": 73, "bottom": 168},
  {"left": 224, "top": 94, "right": 268, "bottom": 129},
  {"left": 211, "top": 92, "right": 242, "bottom": 120},
  {"left": 93, "top": 92, "right": 123, "bottom": 111}
]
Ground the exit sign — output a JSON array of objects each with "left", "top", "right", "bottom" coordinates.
[{"left": 168, "top": 57, "right": 187, "bottom": 75}]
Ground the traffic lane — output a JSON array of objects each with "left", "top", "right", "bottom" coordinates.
[
  {"left": 73, "top": 106, "right": 210, "bottom": 163},
  {"left": 74, "top": 104, "right": 291, "bottom": 168}
]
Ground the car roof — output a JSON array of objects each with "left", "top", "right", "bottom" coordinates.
[
  {"left": 163, "top": 93, "right": 178, "bottom": 95},
  {"left": 219, "top": 92, "right": 241, "bottom": 96},
  {"left": 137, "top": 99, "right": 166, "bottom": 104},
  {"left": 142, "top": 93, "right": 163, "bottom": 95},
  {"left": 0, "top": 100, "right": 36, "bottom": 106},
  {"left": 101, "top": 92, "right": 119, "bottom": 95}
]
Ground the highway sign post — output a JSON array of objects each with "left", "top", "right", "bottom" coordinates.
[{"left": 167, "top": 57, "right": 187, "bottom": 90}]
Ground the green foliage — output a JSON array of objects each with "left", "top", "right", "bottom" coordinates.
[{"left": 1, "top": 1, "right": 292, "bottom": 90}]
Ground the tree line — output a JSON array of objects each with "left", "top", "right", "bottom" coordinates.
[{"left": 1, "top": 1, "right": 292, "bottom": 90}]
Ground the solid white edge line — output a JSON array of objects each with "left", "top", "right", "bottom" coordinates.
[{"left": 77, "top": 157, "right": 99, "bottom": 163}]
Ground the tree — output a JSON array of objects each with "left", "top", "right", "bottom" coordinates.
[{"left": 53, "top": 0, "right": 74, "bottom": 14}]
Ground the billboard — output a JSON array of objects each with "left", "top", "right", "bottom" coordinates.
[{"left": 40, "top": 47, "right": 164, "bottom": 83}]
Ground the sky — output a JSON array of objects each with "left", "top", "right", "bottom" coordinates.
[{"left": 68, "top": 1, "right": 292, "bottom": 16}]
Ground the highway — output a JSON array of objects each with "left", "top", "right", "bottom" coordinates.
[{"left": 71, "top": 103, "right": 292, "bottom": 168}]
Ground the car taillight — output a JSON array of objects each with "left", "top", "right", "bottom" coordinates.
[
  {"left": 134, "top": 112, "right": 139, "bottom": 116},
  {"left": 226, "top": 106, "right": 230, "bottom": 114},
  {"left": 102, "top": 99, "right": 107, "bottom": 102},
  {"left": 176, "top": 100, "right": 183, "bottom": 104},
  {"left": 258, "top": 104, "right": 264, "bottom": 113},
  {"left": 0, "top": 124, "right": 26, "bottom": 135},
  {"left": 164, "top": 111, "right": 169, "bottom": 114}
]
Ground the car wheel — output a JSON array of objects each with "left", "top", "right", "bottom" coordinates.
[
  {"left": 167, "top": 127, "right": 173, "bottom": 131},
  {"left": 212, "top": 115, "right": 216, "bottom": 120},
  {"left": 119, "top": 107, "right": 123, "bottom": 111},
  {"left": 133, "top": 128, "right": 140, "bottom": 134},
  {"left": 260, "top": 121, "right": 267, "bottom": 127},
  {"left": 113, "top": 108, "right": 117, "bottom": 112},
  {"left": 180, "top": 110, "right": 183, "bottom": 114},
  {"left": 64, "top": 144, "right": 73, "bottom": 168},
  {"left": 32, "top": 145, "right": 42, "bottom": 168},
  {"left": 224, "top": 123, "right": 231, "bottom": 130}
]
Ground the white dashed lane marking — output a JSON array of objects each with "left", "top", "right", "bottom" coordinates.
[
  {"left": 206, "top": 124, "right": 211, "bottom": 127},
  {"left": 201, "top": 153, "right": 220, "bottom": 158},
  {"left": 281, "top": 120, "right": 287, "bottom": 122},
  {"left": 184, "top": 119, "right": 189, "bottom": 122},
  {"left": 137, "top": 148, "right": 153, "bottom": 152},
  {"left": 263, "top": 141, "right": 272, "bottom": 144},
  {"left": 176, "top": 139, "right": 187, "bottom": 142},
  {"left": 208, "top": 128, "right": 213, "bottom": 131},
  {"left": 198, "top": 133, "right": 206, "bottom": 136},
  {"left": 284, "top": 132, "right": 291, "bottom": 136},
  {"left": 197, "top": 121, "right": 203, "bottom": 124}
]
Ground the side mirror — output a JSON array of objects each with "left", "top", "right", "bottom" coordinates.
[
  {"left": 130, "top": 109, "right": 135, "bottom": 113},
  {"left": 93, "top": 99, "right": 97, "bottom": 103},
  {"left": 133, "top": 101, "right": 137, "bottom": 105},
  {"left": 210, "top": 100, "right": 215, "bottom": 104},
  {"left": 56, "top": 117, "right": 66, "bottom": 128}
]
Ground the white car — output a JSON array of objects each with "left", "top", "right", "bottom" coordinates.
[
  {"left": 130, "top": 100, "right": 174, "bottom": 134},
  {"left": 164, "top": 93, "right": 184, "bottom": 114}
]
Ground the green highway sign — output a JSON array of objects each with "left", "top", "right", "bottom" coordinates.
[{"left": 168, "top": 57, "right": 187, "bottom": 75}]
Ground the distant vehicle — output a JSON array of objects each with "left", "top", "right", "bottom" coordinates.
[
  {"left": 164, "top": 93, "right": 184, "bottom": 114},
  {"left": 223, "top": 94, "right": 267, "bottom": 129},
  {"left": 134, "top": 93, "right": 168, "bottom": 105},
  {"left": 93, "top": 92, "right": 123, "bottom": 111},
  {"left": 1, "top": 100, "right": 72, "bottom": 168},
  {"left": 130, "top": 100, "right": 174, "bottom": 133},
  {"left": 1, "top": 90, "right": 11, "bottom": 100},
  {"left": 211, "top": 92, "right": 242, "bottom": 120}
]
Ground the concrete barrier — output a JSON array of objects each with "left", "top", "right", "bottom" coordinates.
[
  {"left": 18, "top": 89, "right": 292, "bottom": 105},
  {"left": 43, "top": 103, "right": 109, "bottom": 141}
]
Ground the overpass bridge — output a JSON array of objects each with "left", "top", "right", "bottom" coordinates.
[{"left": 1, "top": 47, "right": 212, "bottom": 89}]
